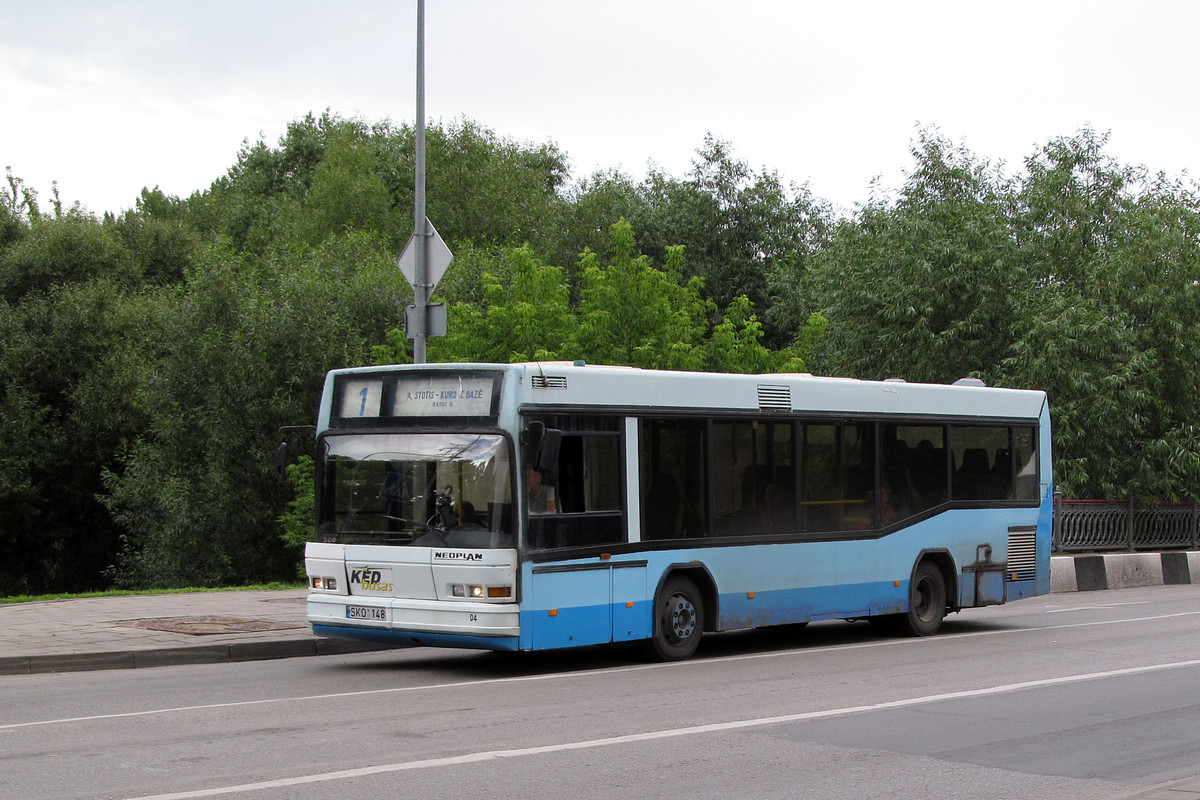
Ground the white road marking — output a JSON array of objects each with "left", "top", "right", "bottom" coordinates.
[
  {"left": 2, "top": 610, "right": 1199, "bottom": 734},
  {"left": 124, "top": 657, "right": 1200, "bottom": 800}
]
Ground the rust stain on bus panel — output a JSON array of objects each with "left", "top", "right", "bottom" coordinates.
[{"left": 965, "top": 543, "right": 1006, "bottom": 606}]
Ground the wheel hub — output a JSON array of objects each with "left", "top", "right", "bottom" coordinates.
[{"left": 670, "top": 596, "right": 696, "bottom": 640}]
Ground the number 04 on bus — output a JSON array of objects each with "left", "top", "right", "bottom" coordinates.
[{"left": 305, "top": 362, "right": 1051, "bottom": 661}]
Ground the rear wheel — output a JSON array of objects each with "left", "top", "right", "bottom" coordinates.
[
  {"left": 645, "top": 575, "right": 705, "bottom": 661},
  {"left": 871, "top": 561, "right": 947, "bottom": 636},
  {"left": 903, "top": 561, "right": 947, "bottom": 636}
]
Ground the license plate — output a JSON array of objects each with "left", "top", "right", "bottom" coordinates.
[{"left": 346, "top": 605, "right": 386, "bottom": 621}]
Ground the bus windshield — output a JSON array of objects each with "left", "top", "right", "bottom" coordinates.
[{"left": 317, "top": 432, "right": 514, "bottom": 548}]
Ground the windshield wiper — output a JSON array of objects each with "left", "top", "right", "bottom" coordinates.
[
  {"left": 382, "top": 514, "right": 447, "bottom": 535},
  {"left": 381, "top": 486, "right": 457, "bottom": 542}
]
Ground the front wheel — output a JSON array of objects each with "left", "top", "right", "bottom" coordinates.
[{"left": 644, "top": 575, "right": 705, "bottom": 661}]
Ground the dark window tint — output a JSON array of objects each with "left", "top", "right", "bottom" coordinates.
[
  {"left": 641, "top": 418, "right": 708, "bottom": 539},
  {"left": 950, "top": 426, "right": 1010, "bottom": 501},
  {"left": 801, "top": 421, "right": 875, "bottom": 532},
  {"left": 712, "top": 420, "right": 796, "bottom": 537},
  {"left": 882, "top": 424, "right": 948, "bottom": 523},
  {"left": 1014, "top": 427, "right": 1039, "bottom": 500}
]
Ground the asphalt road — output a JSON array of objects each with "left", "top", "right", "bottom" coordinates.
[{"left": 3, "top": 585, "right": 1200, "bottom": 800}]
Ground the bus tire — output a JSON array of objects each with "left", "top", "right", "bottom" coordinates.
[
  {"left": 904, "top": 561, "right": 947, "bottom": 636},
  {"left": 645, "top": 575, "right": 704, "bottom": 661},
  {"left": 869, "top": 561, "right": 947, "bottom": 636}
]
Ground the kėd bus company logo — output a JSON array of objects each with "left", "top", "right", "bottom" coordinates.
[{"left": 350, "top": 567, "right": 393, "bottom": 592}]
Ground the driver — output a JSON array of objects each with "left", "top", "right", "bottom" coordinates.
[{"left": 526, "top": 467, "right": 557, "bottom": 513}]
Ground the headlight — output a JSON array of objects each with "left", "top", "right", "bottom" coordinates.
[{"left": 449, "top": 584, "right": 512, "bottom": 599}]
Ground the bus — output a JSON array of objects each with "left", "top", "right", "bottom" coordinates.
[{"left": 305, "top": 362, "right": 1052, "bottom": 661}]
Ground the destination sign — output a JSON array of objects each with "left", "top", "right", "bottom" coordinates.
[{"left": 392, "top": 375, "right": 494, "bottom": 417}]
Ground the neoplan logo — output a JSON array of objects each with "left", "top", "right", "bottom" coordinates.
[{"left": 434, "top": 552, "right": 483, "bottom": 561}]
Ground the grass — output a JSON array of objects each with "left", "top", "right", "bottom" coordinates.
[{"left": 0, "top": 583, "right": 305, "bottom": 605}]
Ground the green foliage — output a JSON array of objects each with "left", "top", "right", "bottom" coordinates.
[
  {"left": 631, "top": 136, "right": 833, "bottom": 345},
  {"left": 102, "top": 235, "right": 405, "bottom": 588},
  {"left": 204, "top": 113, "right": 569, "bottom": 260},
  {"left": 0, "top": 276, "right": 150, "bottom": 594},
  {"left": 282, "top": 127, "right": 395, "bottom": 248},
  {"left": 807, "top": 125, "right": 1200, "bottom": 499},
  {"left": 809, "top": 130, "right": 1019, "bottom": 383},
  {"left": 0, "top": 213, "right": 137, "bottom": 302},
  {"left": 998, "top": 138, "right": 1200, "bottom": 499},
  {"left": 7, "top": 115, "right": 1200, "bottom": 596},
  {"left": 279, "top": 455, "right": 315, "bottom": 551},
  {"left": 576, "top": 221, "right": 710, "bottom": 369},
  {"left": 701, "top": 295, "right": 810, "bottom": 374},
  {"left": 439, "top": 245, "right": 576, "bottom": 363}
]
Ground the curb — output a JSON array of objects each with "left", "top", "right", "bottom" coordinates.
[
  {"left": 6, "top": 554, "right": 1198, "bottom": 676},
  {"left": 0, "top": 636, "right": 394, "bottom": 677},
  {"left": 1050, "top": 551, "right": 1200, "bottom": 592}
]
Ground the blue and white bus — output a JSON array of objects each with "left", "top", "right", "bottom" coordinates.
[{"left": 305, "top": 362, "right": 1051, "bottom": 660}]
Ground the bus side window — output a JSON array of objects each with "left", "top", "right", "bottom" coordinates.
[
  {"left": 641, "top": 418, "right": 708, "bottom": 540},
  {"left": 526, "top": 416, "right": 625, "bottom": 549},
  {"left": 645, "top": 472, "right": 684, "bottom": 538}
]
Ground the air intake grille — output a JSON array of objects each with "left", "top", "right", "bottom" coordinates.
[
  {"left": 532, "top": 375, "right": 567, "bottom": 390},
  {"left": 1007, "top": 526, "right": 1037, "bottom": 581},
  {"left": 758, "top": 385, "right": 791, "bottom": 411}
]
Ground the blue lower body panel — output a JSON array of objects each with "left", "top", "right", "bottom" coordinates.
[{"left": 312, "top": 624, "right": 520, "bottom": 651}]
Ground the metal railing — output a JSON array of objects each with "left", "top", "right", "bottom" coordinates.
[{"left": 1054, "top": 495, "right": 1200, "bottom": 552}]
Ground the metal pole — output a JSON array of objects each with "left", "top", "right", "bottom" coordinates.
[{"left": 412, "top": 0, "right": 428, "bottom": 364}]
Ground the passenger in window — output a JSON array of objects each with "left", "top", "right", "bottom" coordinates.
[
  {"left": 526, "top": 467, "right": 557, "bottom": 513},
  {"left": 879, "top": 480, "right": 902, "bottom": 527}
]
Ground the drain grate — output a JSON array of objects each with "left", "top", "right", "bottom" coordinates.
[{"left": 113, "top": 616, "right": 305, "bottom": 635}]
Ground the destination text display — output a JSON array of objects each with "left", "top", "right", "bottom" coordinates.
[{"left": 392, "top": 376, "right": 493, "bottom": 417}]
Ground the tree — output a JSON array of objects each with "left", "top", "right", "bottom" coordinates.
[
  {"left": 808, "top": 130, "right": 1019, "bottom": 383},
  {"left": 0, "top": 212, "right": 137, "bottom": 302},
  {"left": 0, "top": 277, "right": 151, "bottom": 594},
  {"left": 631, "top": 136, "right": 832, "bottom": 346},
  {"left": 576, "top": 220, "right": 711, "bottom": 370},
  {"left": 102, "top": 234, "right": 407, "bottom": 587},
  {"left": 437, "top": 245, "right": 576, "bottom": 363},
  {"left": 1000, "top": 132, "right": 1200, "bottom": 499},
  {"left": 278, "top": 127, "right": 395, "bottom": 249}
]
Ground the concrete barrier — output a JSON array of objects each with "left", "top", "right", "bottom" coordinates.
[{"left": 1050, "top": 551, "right": 1200, "bottom": 592}]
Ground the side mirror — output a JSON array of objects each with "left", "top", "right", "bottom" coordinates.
[
  {"left": 523, "top": 420, "right": 562, "bottom": 472},
  {"left": 275, "top": 441, "right": 288, "bottom": 483},
  {"left": 536, "top": 428, "right": 562, "bottom": 473}
]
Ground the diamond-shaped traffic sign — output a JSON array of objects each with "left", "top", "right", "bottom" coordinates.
[{"left": 397, "top": 218, "right": 453, "bottom": 291}]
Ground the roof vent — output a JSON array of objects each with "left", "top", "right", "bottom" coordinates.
[
  {"left": 758, "top": 384, "right": 791, "bottom": 411},
  {"left": 952, "top": 377, "right": 987, "bottom": 387},
  {"left": 532, "top": 375, "right": 568, "bottom": 390}
]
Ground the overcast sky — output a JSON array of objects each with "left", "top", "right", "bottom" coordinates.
[{"left": 3, "top": 0, "right": 1198, "bottom": 216}]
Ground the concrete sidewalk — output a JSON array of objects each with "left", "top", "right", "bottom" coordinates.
[
  {"left": 3, "top": 551, "right": 1198, "bottom": 676},
  {"left": 0, "top": 588, "right": 386, "bottom": 676}
]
